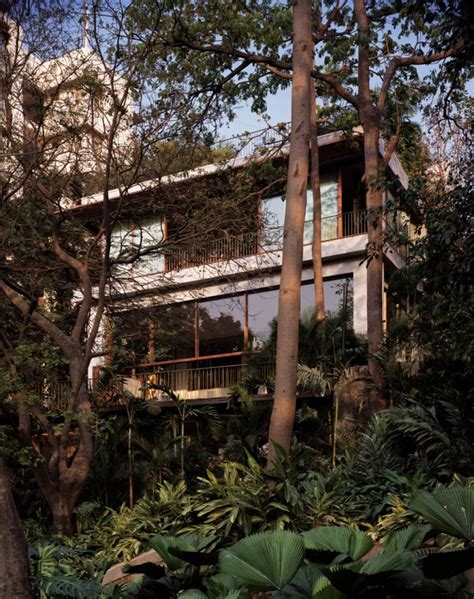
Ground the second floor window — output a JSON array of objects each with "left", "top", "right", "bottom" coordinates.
[{"left": 111, "top": 216, "right": 165, "bottom": 276}]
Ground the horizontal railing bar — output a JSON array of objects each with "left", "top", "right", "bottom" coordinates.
[
  {"left": 139, "top": 362, "right": 274, "bottom": 376},
  {"left": 136, "top": 351, "right": 246, "bottom": 369}
]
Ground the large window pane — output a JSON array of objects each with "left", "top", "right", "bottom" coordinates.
[
  {"left": 151, "top": 303, "right": 195, "bottom": 360},
  {"left": 305, "top": 173, "right": 339, "bottom": 242},
  {"left": 134, "top": 216, "right": 165, "bottom": 274},
  {"left": 199, "top": 296, "right": 245, "bottom": 356},
  {"left": 324, "top": 277, "right": 353, "bottom": 317},
  {"left": 112, "top": 309, "right": 149, "bottom": 364},
  {"left": 111, "top": 220, "right": 133, "bottom": 276},
  {"left": 111, "top": 217, "right": 165, "bottom": 277},
  {"left": 300, "top": 277, "right": 353, "bottom": 320},
  {"left": 248, "top": 288, "right": 279, "bottom": 348},
  {"left": 260, "top": 196, "right": 285, "bottom": 249}
]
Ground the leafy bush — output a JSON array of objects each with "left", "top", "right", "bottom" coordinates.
[{"left": 125, "top": 488, "right": 474, "bottom": 597}]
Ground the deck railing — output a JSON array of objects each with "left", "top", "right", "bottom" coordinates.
[
  {"left": 213, "top": 125, "right": 290, "bottom": 160},
  {"left": 166, "top": 209, "right": 367, "bottom": 272},
  {"left": 22, "top": 362, "right": 275, "bottom": 409},
  {"left": 136, "top": 361, "right": 275, "bottom": 399}
]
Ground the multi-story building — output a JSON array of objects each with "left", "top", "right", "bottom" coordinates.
[
  {"left": 2, "top": 17, "right": 409, "bottom": 406},
  {"left": 0, "top": 16, "right": 133, "bottom": 197},
  {"left": 66, "top": 128, "right": 409, "bottom": 404}
]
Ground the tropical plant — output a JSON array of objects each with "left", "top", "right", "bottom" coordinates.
[
  {"left": 122, "top": 517, "right": 474, "bottom": 598},
  {"left": 29, "top": 542, "right": 102, "bottom": 599}
]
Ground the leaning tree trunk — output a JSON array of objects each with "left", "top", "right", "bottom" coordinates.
[
  {"left": 0, "top": 458, "right": 33, "bottom": 598},
  {"left": 267, "top": 0, "right": 313, "bottom": 466},
  {"left": 362, "top": 121, "right": 386, "bottom": 408},
  {"left": 310, "top": 78, "right": 325, "bottom": 321}
]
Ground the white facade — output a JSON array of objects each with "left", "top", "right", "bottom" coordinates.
[
  {"left": 82, "top": 135, "right": 409, "bottom": 392},
  {"left": 0, "top": 18, "right": 134, "bottom": 196}
]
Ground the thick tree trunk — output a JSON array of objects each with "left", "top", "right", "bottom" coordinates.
[
  {"left": 49, "top": 367, "right": 93, "bottom": 535},
  {"left": 310, "top": 78, "right": 325, "bottom": 321},
  {"left": 52, "top": 496, "right": 75, "bottom": 536},
  {"left": 267, "top": 0, "right": 313, "bottom": 465},
  {"left": 362, "top": 122, "right": 386, "bottom": 407},
  {"left": 0, "top": 458, "right": 33, "bottom": 598}
]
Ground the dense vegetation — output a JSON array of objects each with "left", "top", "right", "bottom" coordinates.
[
  {"left": 0, "top": 0, "right": 472, "bottom": 596},
  {"left": 3, "top": 160, "right": 472, "bottom": 596}
]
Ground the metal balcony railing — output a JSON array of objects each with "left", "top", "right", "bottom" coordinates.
[
  {"left": 136, "top": 361, "right": 275, "bottom": 399},
  {"left": 166, "top": 209, "right": 367, "bottom": 272},
  {"left": 213, "top": 124, "right": 290, "bottom": 160},
  {"left": 22, "top": 362, "right": 274, "bottom": 409}
]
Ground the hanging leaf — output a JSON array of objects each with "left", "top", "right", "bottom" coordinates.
[{"left": 219, "top": 530, "right": 305, "bottom": 591}]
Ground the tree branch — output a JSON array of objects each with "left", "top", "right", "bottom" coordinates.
[{"left": 376, "top": 42, "right": 464, "bottom": 113}]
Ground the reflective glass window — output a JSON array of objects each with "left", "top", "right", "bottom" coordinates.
[
  {"left": 199, "top": 296, "right": 245, "bottom": 355},
  {"left": 248, "top": 288, "right": 279, "bottom": 348}
]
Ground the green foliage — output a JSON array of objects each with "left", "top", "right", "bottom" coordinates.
[
  {"left": 29, "top": 542, "right": 102, "bottom": 599},
  {"left": 219, "top": 530, "right": 305, "bottom": 591},
  {"left": 124, "top": 516, "right": 474, "bottom": 598},
  {"left": 410, "top": 486, "right": 474, "bottom": 542},
  {"left": 40, "top": 575, "right": 101, "bottom": 599},
  {"left": 303, "top": 527, "right": 374, "bottom": 562},
  {"left": 149, "top": 533, "right": 218, "bottom": 571}
]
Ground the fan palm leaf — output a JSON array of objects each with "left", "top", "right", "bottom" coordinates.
[{"left": 219, "top": 530, "right": 305, "bottom": 591}]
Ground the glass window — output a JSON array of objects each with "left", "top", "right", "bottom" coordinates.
[
  {"left": 300, "top": 277, "right": 353, "bottom": 320},
  {"left": 324, "top": 277, "right": 353, "bottom": 317},
  {"left": 112, "top": 309, "right": 149, "bottom": 364},
  {"left": 260, "top": 196, "right": 285, "bottom": 249},
  {"left": 111, "top": 220, "right": 134, "bottom": 275},
  {"left": 300, "top": 282, "right": 314, "bottom": 318},
  {"left": 150, "top": 303, "right": 195, "bottom": 360},
  {"left": 248, "top": 288, "right": 279, "bottom": 349},
  {"left": 305, "top": 173, "right": 339, "bottom": 242},
  {"left": 134, "top": 216, "right": 165, "bottom": 275},
  {"left": 110, "top": 217, "right": 165, "bottom": 276},
  {"left": 199, "top": 296, "right": 245, "bottom": 356}
]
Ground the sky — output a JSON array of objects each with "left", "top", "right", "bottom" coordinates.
[
  {"left": 42, "top": 0, "right": 471, "bottom": 143},
  {"left": 222, "top": 87, "right": 292, "bottom": 140}
]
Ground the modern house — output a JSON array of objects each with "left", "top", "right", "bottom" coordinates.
[
  {"left": 1, "top": 16, "right": 410, "bottom": 406},
  {"left": 66, "top": 127, "right": 409, "bottom": 404}
]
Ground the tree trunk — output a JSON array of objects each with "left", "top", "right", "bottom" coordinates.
[
  {"left": 0, "top": 458, "right": 33, "bottom": 598},
  {"left": 267, "top": 0, "right": 313, "bottom": 466},
  {"left": 310, "top": 78, "right": 325, "bottom": 321},
  {"left": 52, "top": 496, "right": 74, "bottom": 536},
  {"left": 49, "top": 367, "right": 94, "bottom": 535},
  {"left": 362, "top": 122, "right": 386, "bottom": 407},
  {"left": 128, "top": 421, "right": 134, "bottom": 508}
]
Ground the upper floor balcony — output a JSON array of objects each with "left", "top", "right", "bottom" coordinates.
[{"left": 165, "top": 209, "right": 368, "bottom": 273}]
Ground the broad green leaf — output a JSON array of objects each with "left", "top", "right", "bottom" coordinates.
[
  {"left": 409, "top": 487, "right": 474, "bottom": 541},
  {"left": 276, "top": 563, "right": 324, "bottom": 598},
  {"left": 312, "top": 571, "right": 346, "bottom": 599},
  {"left": 358, "top": 550, "right": 414, "bottom": 575},
  {"left": 382, "top": 524, "right": 431, "bottom": 553},
  {"left": 178, "top": 591, "right": 207, "bottom": 599},
  {"left": 219, "top": 530, "right": 305, "bottom": 591},
  {"left": 303, "top": 527, "right": 373, "bottom": 561},
  {"left": 150, "top": 534, "right": 217, "bottom": 571}
]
